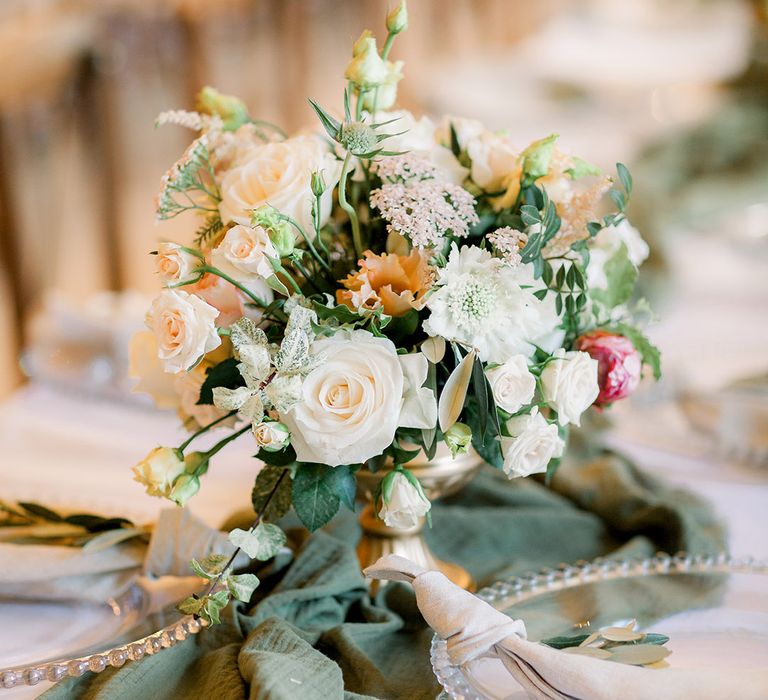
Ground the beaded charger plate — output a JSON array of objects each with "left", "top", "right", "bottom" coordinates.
[
  {"left": 0, "top": 583, "right": 203, "bottom": 692},
  {"left": 431, "top": 554, "right": 768, "bottom": 700}
]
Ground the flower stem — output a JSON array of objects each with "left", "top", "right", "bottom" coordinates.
[
  {"left": 200, "top": 265, "right": 269, "bottom": 307},
  {"left": 338, "top": 152, "right": 363, "bottom": 259},
  {"left": 179, "top": 411, "right": 237, "bottom": 452},
  {"left": 282, "top": 215, "right": 331, "bottom": 271},
  {"left": 202, "top": 424, "right": 251, "bottom": 460},
  {"left": 201, "top": 469, "right": 288, "bottom": 599},
  {"left": 313, "top": 193, "right": 330, "bottom": 258},
  {"left": 290, "top": 256, "right": 323, "bottom": 294}
]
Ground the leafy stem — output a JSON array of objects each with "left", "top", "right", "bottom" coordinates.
[
  {"left": 178, "top": 410, "right": 237, "bottom": 452},
  {"left": 338, "top": 152, "right": 363, "bottom": 258},
  {"left": 281, "top": 215, "right": 331, "bottom": 271}
]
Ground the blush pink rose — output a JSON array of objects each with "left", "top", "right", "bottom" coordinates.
[{"left": 575, "top": 331, "right": 641, "bottom": 406}]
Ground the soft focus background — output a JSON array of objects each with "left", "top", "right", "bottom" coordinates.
[{"left": 0, "top": 0, "right": 766, "bottom": 536}]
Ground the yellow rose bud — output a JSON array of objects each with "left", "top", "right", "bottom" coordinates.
[
  {"left": 345, "top": 37, "right": 389, "bottom": 88},
  {"left": 386, "top": 0, "right": 408, "bottom": 34}
]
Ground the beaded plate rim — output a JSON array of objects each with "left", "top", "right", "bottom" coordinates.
[
  {"left": 0, "top": 583, "right": 206, "bottom": 690},
  {"left": 430, "top": 552, "right": 768, "bottom": 700}
]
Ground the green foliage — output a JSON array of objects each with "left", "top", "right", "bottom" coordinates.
[
  {"left": 291, "top": 464, "right": 357, "bottom": 531},
  {"left": 590, "top": 243, "right": 638, "bottom": 309},
  {"left": 465, "top": 401, "right": 504, "bottom": 470},
  {"left": 197, "top": 359, "right": 245, "bottom": 405},
  {"left": 227, "top": 573, "right": 260, "bottom": 602},
  {"left": 194, "top": 213, "right": 223, "bottom": 247},
  {"left": 190, "top": 554, "right": 229, "bottom": 579},
  {"left": 251, "top": 466, "right": 293, "bottom": 521},
  {"left": 564, "top": 156, "right": 601, "bottom": 179},
  {"left": 228, "top": 522, "right": 286, "bottom": 560}
]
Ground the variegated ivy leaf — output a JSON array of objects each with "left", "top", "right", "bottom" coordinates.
[
  {"left": 264, "top": 375, "right": 303, "bottom": 414},
  {"left": 177, "top": 595, "right": 205, "bottom": 616},
  {"left": 189, "top": 554, "right": 229, "bottom": 580},
  {"left": 238, "top": 344, "right": 272, "bottom": 381},
  {"left": 202, "top": 590, "right": 230, "bottom": 625},
  {"left": 227, "top": 573, "right": 260, "bottom": 602},
  {"left": 230, "top": 318, "right": 269, "bottom": 353},
  {"left": 228, "top": 522, "right": 286, "bottom": 560},
  {"left": 275, "top": 306, "right": 316, "bottom": 375},
  {"left": 212, "top": 385, "right": 254, "bottom": 412}
]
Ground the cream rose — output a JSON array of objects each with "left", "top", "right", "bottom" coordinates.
[
  {"left": 211, "top": 224, "right": 276, "bottom": 281},
  {"left": 129, "top": 331, "right": 179, "bottom": 409},
  {"left": 283, "top": 330, "right": 404, "bottom": 466},
  {"left": 218, "top": 135, "right": 340, "bottom": 233},
  {"left": 485, "top": 355, "right": 536, "bottom": 414},
  {"left": 146, "top": 290, "right": 221, "bottom": 373},
  {"left": 253, "top": 421, "right": 291, "bottom": 452},
  {"left": 500, "top": 408, "right": 564, "bottom": 478},
  {"left": 466, "top": 131, "right": 519, "bottom": 192},
  {"left": 132, "top": 446, "right": 186, "bottom": 499},
  {"left": 540, "top": 349, "right": 599, "bottom": 426},
  {"left": 155, "top": 242, "right": 202, "bottom": 286},
  {"left": 378, "top": 471, "right": 431, "bottom": 529}
]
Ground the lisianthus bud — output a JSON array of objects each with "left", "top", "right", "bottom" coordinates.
[
  {"left": 340, "top": 121, "right": 378, "bottom": 155},
  {"left": 378, "top": 469, "right": 431, "bottom": 529},
  {"left": 253, "top": 421, "right": 291, "bottom": 452},
  {"left": 251, "top": 206, "right": 295, "bottom": 257},
  {"left": 132, "top": 447, "right": 186, "bottom": 499},
  {"left": 352, "top": 29, "right": 373, "bottom": 57},
  {"left": 197, "top": 87, "right": 249, "bottom": 131},
  {"left": 575, "top": 331, "right": 641, "bottom": 406},
  {"left": 521, "top": 134, "right": 559, "bottom": 184},
  {"left": 169, "top": 473, "right": 201, "bottom": 507},
  {"left": 310, "top": 170, "right": 327, "bottom": 197},
  {"left": 345, "top": 36, "right": 389, "bottom": 88},
  {"left": 360, "top": 60, "right": 404, "bottom": 111},
  {"left": 386, "top": 0, "right": 408, "bottom": 34},
  {"left": 444, "top": 422, "right": 472, "bottom": 458}
]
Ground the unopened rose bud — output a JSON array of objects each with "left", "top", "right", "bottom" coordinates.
[
  {"left": 360, "top": 60, "right": 404, "bottom": 112},
  {"left": 169, "top": 473, "right": 201, "bottom": 507},
  {"left": 444, "top": 422, "right": 472, "bottom": 458},
  {"left": 310, "top": 170, "right": 327, "bottom": 197},
  {"left": 253, "top": 421, "right": 291, "bottom": 452},
  {"left": 386, "top": 0, "right": 408, "bottom": 34},
  {"left": 132, "top": 447, "right": 186, "bottom": 499},
  {"left": 378, "top": 469, "right": 430, "bottom": 529},
  {"left": 197, "top": 86, "right": 249, "bottom": 131}
]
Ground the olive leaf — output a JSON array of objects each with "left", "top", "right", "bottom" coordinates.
[{"left": 438, "top": 348, "right": 476, "bottom": 433}]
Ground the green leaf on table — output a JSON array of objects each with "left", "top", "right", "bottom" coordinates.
[
  {"left": 18, "top": 502, "right": 63, "bottom": 522},
  {"left": 227, "top": 573, "right": 260, "bottom": 602},
  {"left": 540, "top": 633, "right": 592, "bottom": 649},
  {"left": 228, "top": 523, "right": 286, "bottom": 560},
  {"left": 251, "top": 466, "right": 293, "bottom": 521},
  {"left": 291, "top": 464, "right": 347, "bottom": 531},
  {"left": 197, "top": 358, "right": 244, "bottom": 405},
  {"left": 590, "top": 243, "right": 637, "bottom": 309}
]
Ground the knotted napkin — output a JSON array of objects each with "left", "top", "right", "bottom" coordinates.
[
  {"left": 365, "top": 554, "right": 768, "bottom": 700},
  {"left": 0, "top": 509, "right": 239, "bottom": 607}
]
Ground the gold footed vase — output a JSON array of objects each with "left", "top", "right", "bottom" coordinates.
[{"left": 356, "top": 447, "right": 484, "bottom": 593}]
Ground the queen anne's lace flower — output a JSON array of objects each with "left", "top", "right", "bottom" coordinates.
[
  {"left": 424, "top": 244, "right": 559, "bottom": 363},
  {"left": 370, "top": 180, "right": 478, "bottom": 248},
  {"left": 371, "top": 153, "right": 437, "bottom": 183},
  {"left": 487, "top": 227, "right": 528, "bottom": 266}
]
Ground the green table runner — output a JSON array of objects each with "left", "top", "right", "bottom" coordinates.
[{"left": 44, "top": 453, "right": 725, "bottom": 700}]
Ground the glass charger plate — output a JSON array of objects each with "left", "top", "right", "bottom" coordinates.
[
  {"left": 431, "top": 553, "right": 768, "bottom": 700},
  {"left": 0, "top": 583, "right": 204, "bottom": 692}
]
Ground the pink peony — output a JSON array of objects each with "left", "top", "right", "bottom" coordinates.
[{"left": 575, "top": 331, "right": 641, "bottom": 406}]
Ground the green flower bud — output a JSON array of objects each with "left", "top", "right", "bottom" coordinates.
[
  {"left": 386, "top": 0, "right": 408, "bottom": 34},
  {"left": 521, "top": 134, "right": 559, "bottom": 185},
  {"left": 345, "top": 37, "right": 389, "bottom": 88},
  {"left": 169, "top": 473, "right": 201, "bottom": 507},
  {"left": 197, "top": 86, "right": 249, "bottom": 131},
  {"left": 310, "top": 170, "right": 328, "bottom": 197},
  {"left": 360, "top": 60, "right": 404, "bottom": 112},
  {"left": 340, "top": 121, "right": 378, "bottom": 155},
  {"left": 268, "top": 225, "right": 295, "bottom": 258},
  {"left": 444, "top": 422, "right": 472, "bottom": 458}
]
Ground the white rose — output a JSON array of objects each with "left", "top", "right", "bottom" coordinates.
[
  {"left": 174, "top": 364, "right": 234, "bottom": 430},
  {"left": 485, "top": 355, "right": 536, "bottom": 414},
  {"left": 253, "top": 421, "right": 291, "bottom": 452},
  {"left": 155, "top": 242, "right": 202, "bottom": 286},
  {"left": 466, "top": 132, "right": 519, "bottom": 192},
  {"left": 218, "top": 135, "right": 341, "bottom": 233},
  {"left": 282, "top": 330, "right": 403, "bottom": 466},
  {"left": 146, "top": 290, "right": 221, "bottom": 373},
  {"left": 398, "top": 353, "right": 437, "bottom": 429},
  {"left": 540, "top": 350, "right": 599, "bottom": 426},
  {"left": 587, "top": 219, "right": 649, "bottom": 290},
  {"left": 211, "top": 224, "right": 276, "bottom": 282},
  {"left": 132, "top": 446, "right": 186, "bottom": 498},
  {"left": 378, "top": 471, "right": 431, "bottom": 529},
  {"left": 500, "top": 408, "right": 564, "bottom": 478},
  {"left": 129, "top": 331, "right": 179, "bottom": 409}
]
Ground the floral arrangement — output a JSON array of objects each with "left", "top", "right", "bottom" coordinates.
[{"left": 130, "top": 2, "right": 660, "bottom": 623}]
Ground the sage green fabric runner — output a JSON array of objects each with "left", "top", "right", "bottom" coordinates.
[{"left": 44, "top": 454, "right": 725, "bottom": 700}]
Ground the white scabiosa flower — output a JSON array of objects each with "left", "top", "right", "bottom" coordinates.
[
  {"left": 540, "top": 349, "right": 599, "bottom": 426},
  {"left": 378, "top": 470, "right": 431, "bottom": 529},
  {"left": 500, "top": 408, "right": 564, "bottom": 478},
  {"left": 423, "top": 244, "right": 559, "bottom": 364}
]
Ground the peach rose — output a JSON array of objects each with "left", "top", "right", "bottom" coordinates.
[{"left": 337, "top": 249, "right": 431, "bottom": 317}]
